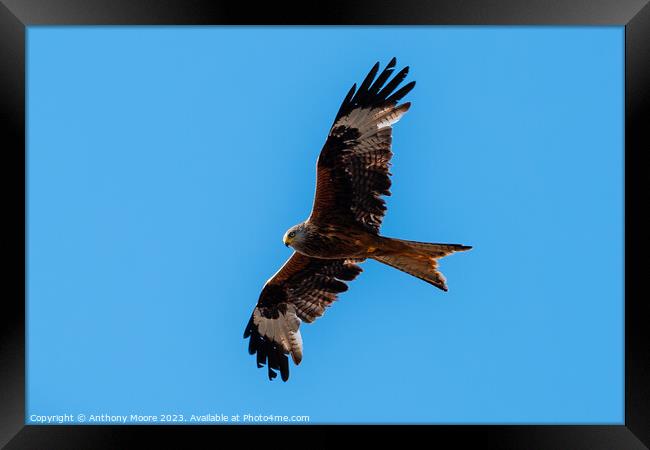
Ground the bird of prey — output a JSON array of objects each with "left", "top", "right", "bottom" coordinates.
[{"left": 243, "top": 58, "right": 471, "bottom": 381}]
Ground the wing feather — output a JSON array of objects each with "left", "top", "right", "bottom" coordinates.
[
  {"left": 310, "top": 58, "right": 415, "bottom": 234},
  {"left": 243, "top": 252, "right": 363, "bottom": 381}
]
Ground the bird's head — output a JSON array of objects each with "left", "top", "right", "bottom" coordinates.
[{"left": 283, "top": 223, "right": 308, "bottom": 249}]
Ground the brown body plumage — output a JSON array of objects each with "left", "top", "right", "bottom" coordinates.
[
  {"left": 285, "top": 221, "right": 469, "bottom": 291},
  {"left": 244, "top": 58, "right": 471, "bottom": 381}
]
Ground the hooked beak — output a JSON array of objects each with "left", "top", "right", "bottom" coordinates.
[{"left": 283, "top": 235, "right": 290, "bottom": 247}]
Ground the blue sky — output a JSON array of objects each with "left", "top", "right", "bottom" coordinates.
[{"left": 27, "top": 26, "right": 623, "bottom": 424}]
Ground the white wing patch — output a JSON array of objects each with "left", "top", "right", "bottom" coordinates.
[
  {"left": 253, "top": 305, "right": 303, "bottom": 365},
  {"left": 336, "top": 104, "right": 410, "bottom": 142}
]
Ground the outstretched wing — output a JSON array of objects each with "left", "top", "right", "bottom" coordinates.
[
  {"left": 309, "top": 57, "right": 415, "bottom": 234},
  {"left": 243, "top": 252, "right": 363, "bottom": 381}
]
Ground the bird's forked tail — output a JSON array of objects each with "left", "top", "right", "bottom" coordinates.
[{"left": 371, "top": 237, "right": 472, "bottom": 291}]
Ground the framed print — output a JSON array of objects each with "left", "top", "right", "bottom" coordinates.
[{"left": 1, "top": 0, "right": 648, "bottom": 448}]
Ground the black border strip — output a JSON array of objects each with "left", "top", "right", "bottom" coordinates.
[
  {"left": 625, "top": 1, "right": 650, "bottom": 448},
  {"left": 1, "top": 1, "right": 648, "bottom": 448},
  {"left": 0, "top": 0, "right": 649, "bottom": 24}
]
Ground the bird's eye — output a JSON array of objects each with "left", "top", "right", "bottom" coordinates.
[{"left": 289, "top": 231, "right": 296, "bottom": 238}]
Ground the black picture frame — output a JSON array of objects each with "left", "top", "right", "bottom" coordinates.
[{"left": 2, "top": 1, "right": 648, "bottom": 448}]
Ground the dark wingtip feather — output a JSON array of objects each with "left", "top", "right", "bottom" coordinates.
[
  {"left": 243, "top": 312, "right": 290, "bottom": 382},
  {"left": 360, "top": 62, "right": 381, "bottom": 90},
  {"left": 334, "top": 83, "right": 357, "bottom": 123},
  {"left": 334, "top": 58, "right": 414, "bottom": 123},
  {"left": 279, "top": 356, "right": 290, "bottom": 382},
  {"left": 243, "top": 314, "right": 254, "bottom": 339},
  {"left": 341, "top": 83, "right": 356, "bottom": 107},
  {"left": 385, "top": 80, "right": 416, "bottom": 104},
  {"left": 367, "top": 58, "right": 397, "bottom": 98},
  {"left": 352, "top": 61, "right": 381, "bottom": 105},
  {"left": 376, "top": 66, "right": 409, "bottom": 102}
]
